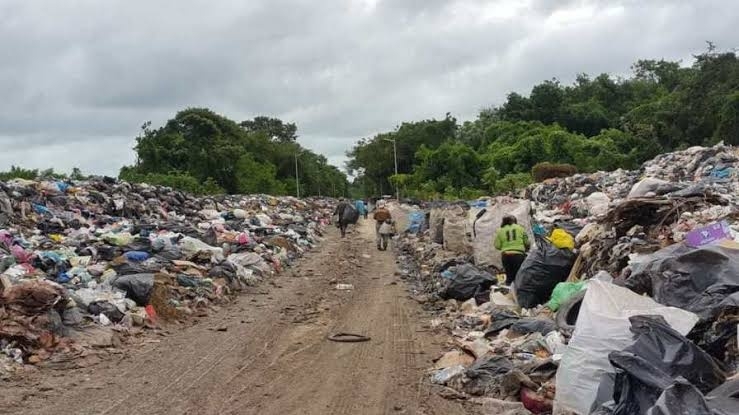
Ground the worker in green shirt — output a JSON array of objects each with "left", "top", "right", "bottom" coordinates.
[{"left": 494, "top": 215, "right": 531, "bottom": 285}]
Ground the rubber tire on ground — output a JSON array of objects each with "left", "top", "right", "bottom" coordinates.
[
  {"left": 555, "top": 290, "right": 586, "bottom": 334},
  {"left": 327, "top": 333, "right": 371, "bottom": 343}
]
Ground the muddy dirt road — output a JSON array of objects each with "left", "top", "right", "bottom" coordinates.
[{"left": 2, "top": 219, "right": 471, "bottom": 415}]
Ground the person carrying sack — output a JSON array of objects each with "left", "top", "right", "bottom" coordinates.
[
  {"left": 494, "top": 215, "right": 530, "bottom": 285},
  {"left": 372, "top": 200, "right": 392, "bottom": 250}
]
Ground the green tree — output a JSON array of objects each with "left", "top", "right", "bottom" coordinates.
[{"left": 240, "top": 116, "right": 298, "bottom": 142}]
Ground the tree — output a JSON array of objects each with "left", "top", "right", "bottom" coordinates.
[
  {"left": 121, "top": 108, "right": 347, "bottom": 196},
  {"left": 240, "top": 116, "right": 298, "bottom": 142}
]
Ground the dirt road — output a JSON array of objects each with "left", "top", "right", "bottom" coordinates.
[{"left": 2, "top": 219, "right": 471, "bottom": 415}]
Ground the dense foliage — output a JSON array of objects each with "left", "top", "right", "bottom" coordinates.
[
  {"left": 347, "top": 48, "right": 739, "bottom": 200},
  {"left": 120, "top": 109, "right": 348, "bottom": 196}
]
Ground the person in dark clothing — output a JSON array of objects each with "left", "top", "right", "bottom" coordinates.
[
  {"left": 494, "top": 215, "right": 530, "bottom": 285},
  {"left": 333, "top": 200, "right": 357, "bottom": 238}
]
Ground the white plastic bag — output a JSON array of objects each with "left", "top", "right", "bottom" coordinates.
[
  {"left": 553, "top": 280, "right": 699, "bottom": 415},
  {"left": 468, "top": 197, "right": 532, "bottom": 268},
  {"left": 178, "top": 236, "right": 223, "bottom": 258}
]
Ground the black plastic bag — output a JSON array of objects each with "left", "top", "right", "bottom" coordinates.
[
  {"left": 625, "top": 244, "right": 739, "bottom": 321},
  {"left": 485, "top": 309, "right": 521, "bottom": 337},
  {"left": 624, "top": 315, "right": 726, "bottom": 393},
  {"left": 706, "top": 377, "right": 739, "bottom": 414},
  {"left": 646, "top": 378, "right": 714, "bottom": 415},
  {"left": 514, "top": 238, "right": 575, "bottom": 308},
  {"left": 608, "top": 351, "right": 675, "bottom": 415},
  {"left": 601, "top": 315, "right": 728, "bottom": 414},
  {"left": 466, "top": 356, "right": 514, "bottom": 381},
  {"left": 112, "top": 273, "right": 154, "bottom": 305},
  {"left": 441, "top": 263, "right": 495, "bottom": 301},
  {"left": 342, "top": 205, "right": 359, "bottom": 224},
  {"left": 473, "top": 286, "right": 490, "bottom": 305}
]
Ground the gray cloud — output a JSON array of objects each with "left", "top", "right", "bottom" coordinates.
[{"left": 0, "top": 0, "right": 736, "bottom": 175}]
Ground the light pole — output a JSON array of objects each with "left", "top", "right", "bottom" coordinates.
[
  {"left": 294, "top": 151, "right": 300, "bottom": 198},
  {"left": 382, "top": 138, "right": 399, "bottom": 202}
]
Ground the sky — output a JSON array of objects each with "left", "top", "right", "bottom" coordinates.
[{"left": 0, "top": 0, "right": 737, "bottom": 176}]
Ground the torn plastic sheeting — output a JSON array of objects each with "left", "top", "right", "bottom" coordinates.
[
  {"left": 553, "top": 280, "right": 699, "bottom": 415},
  {"left": 625, "top": 244, "right": 739, "bottom": 320}
]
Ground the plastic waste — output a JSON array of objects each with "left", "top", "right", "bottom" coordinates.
[
  {"left": 509, "top": 318, "right": 557, "bottom": 335},
  {"left": 553, "top": 280, "right": 699, "bottom": 415},
  {"left": 514, "top": 238, "right": 576, "bottom": 308},
  {"left": 622, "top": 315, "right": 726, "bottom": 394},
  {"left": 179, "top": 236, "right": 223, "bottom": 258},
  {"left": 625, "top": 243, "right": 739, "bottom": 320},
  {"left": 103, "top": 232, "right": 134, "bottom": 247},
  {"left": 440, "top": 263, "right": 495, "bottom": 301},
  {"left": 468, "top": 198, "right": 532, "bottom": 268},
  {"left": 111, "top": 273, "right": 154, "bottom": 306},
  {"left": 432, "top": 365, "right": 466, "bottom": 385},
  {"left": 123, "top": 251, "right": 150, "bottom": 262},
  {"left": 545, "top": 281, "right": 586, "bottom": 311},
  {"left": 407, "top": 211, "right": 425, "bottom": 234},
  {"left": 548, "top": 228, "right": 575, "bottom": 250}
]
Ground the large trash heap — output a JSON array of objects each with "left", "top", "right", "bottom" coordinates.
[
  {"left": 0, "top": 177, "right": 332, "bottom": 377},
  {"left": 396, "top": 143, "right": 739, "bottom": 414}
]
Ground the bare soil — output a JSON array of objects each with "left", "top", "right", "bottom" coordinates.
[{"left": 1, "top": 219, "right": 474, "bottom": 415}]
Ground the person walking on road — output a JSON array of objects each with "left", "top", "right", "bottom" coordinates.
[
  {"left": 494, "top": 215, "right": 530, "bottom": 285},
  {"left": 354, "top": 199, "right": 367, "bottom": 220},
  {"left": 372, "top": 200, "right": 392, "bottom": 250},
  {"left": 333, "top": 199, "right": 358, "bottom": 238}
]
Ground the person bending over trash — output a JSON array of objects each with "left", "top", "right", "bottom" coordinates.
[
  {"left": 494, "top": 215, "right": 530, "bottom": 285},
  {"left": 372, "top": 200, "right": 392, "bottom": 250}
]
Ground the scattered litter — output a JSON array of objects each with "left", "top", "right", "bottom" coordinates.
[{"left": 392, "top": 144, "right": 739, "bottom": 412}]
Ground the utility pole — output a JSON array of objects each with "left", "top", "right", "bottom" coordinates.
[
  {"left": 294, "top": 151, "right": 300, "bottom": 198},
  {"left": 383, "top": 138, "right": 400, "bottom": 201}
]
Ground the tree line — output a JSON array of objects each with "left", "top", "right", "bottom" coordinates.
[
  {"left": 0, "top": 110, "right": 349, "bottom": 197},
  {"left": 347, "top": 47, "right": 739, "bottom": 200},
  {"left": 120, "top": 109, "right": 349, "bottom": 196}
]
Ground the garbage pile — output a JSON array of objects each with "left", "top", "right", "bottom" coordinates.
[
  {"left": 395, "top": 144, "right": 739, "bottom": 414},
  {"left": 0, "top": 177, "right": 332, "bottom": 376}
]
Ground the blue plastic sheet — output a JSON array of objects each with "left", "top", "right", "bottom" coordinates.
[{"left": 407, "top": 211, "right": 425, "bottom": 234}]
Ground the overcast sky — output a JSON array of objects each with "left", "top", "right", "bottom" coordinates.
[{"left": 0, "top": 0, "right": 736, "bottom": 176}]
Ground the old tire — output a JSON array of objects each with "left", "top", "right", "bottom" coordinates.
[{"left": 555, "top": 290, "right": 586, "bottom": 334}]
